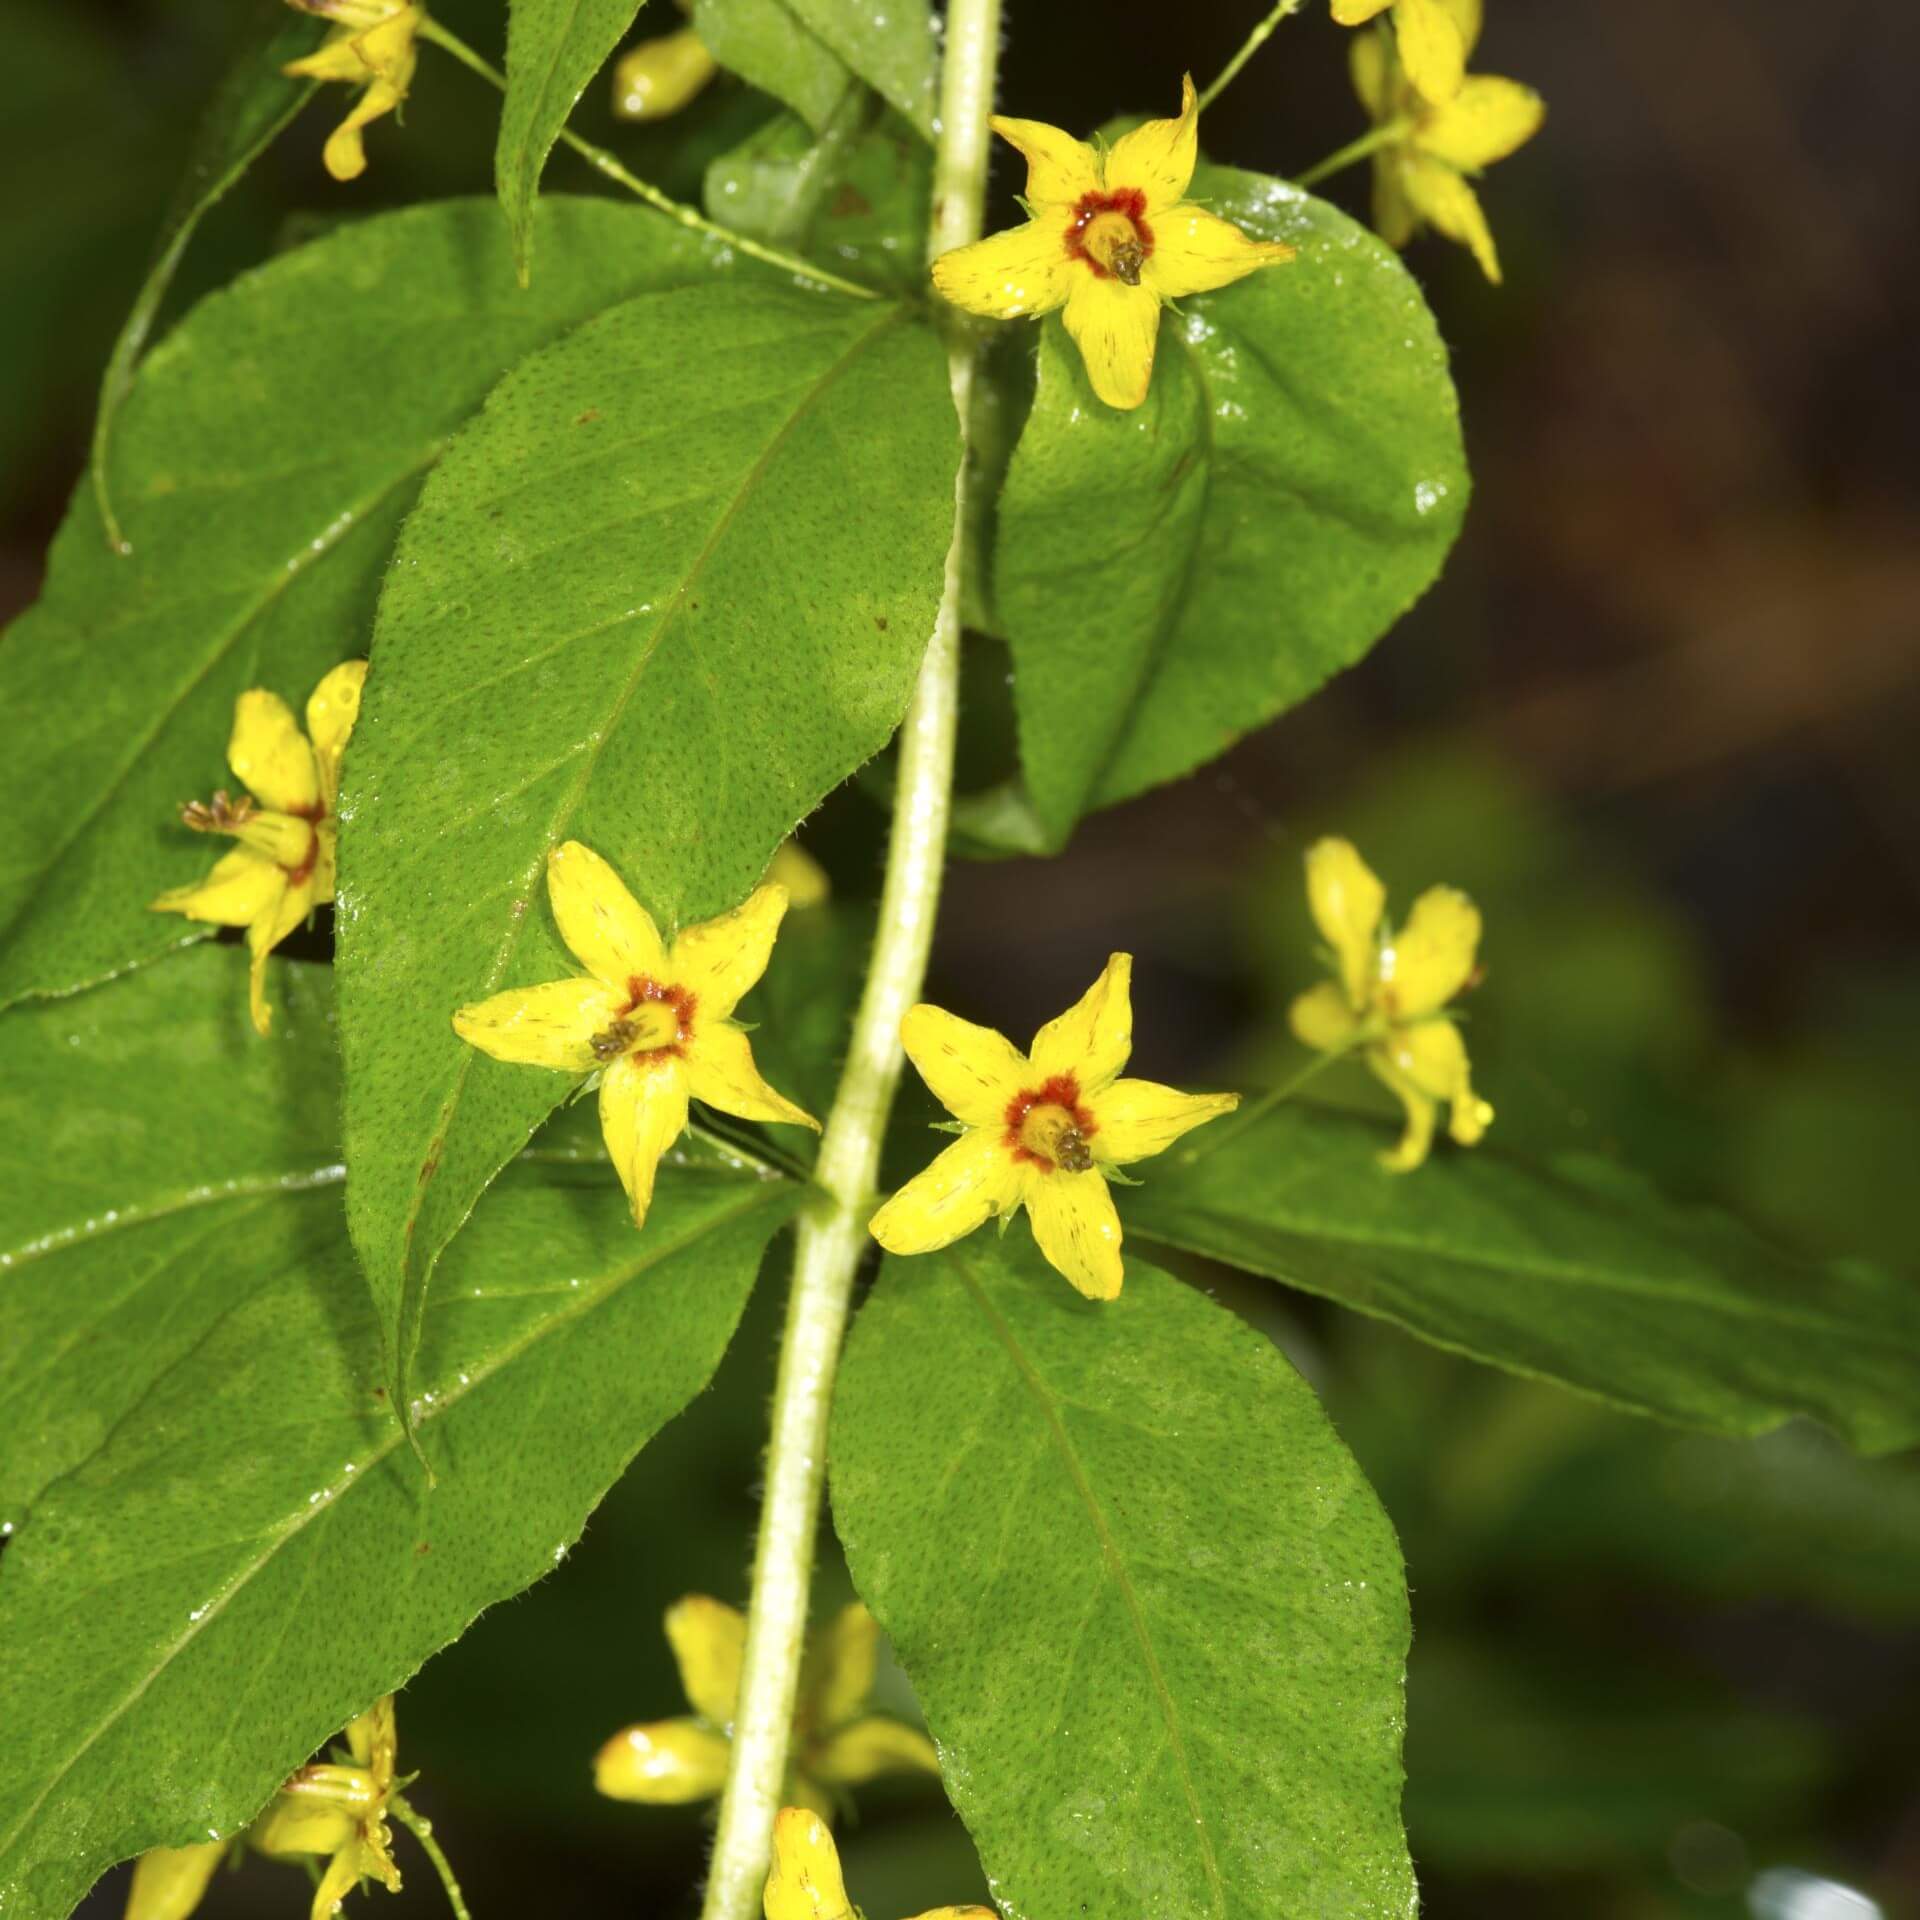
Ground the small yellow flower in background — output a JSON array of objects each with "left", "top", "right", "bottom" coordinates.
[
  {"left": 764, "top": 1806, "right": 994, "bottom": 1920},
  {"left": 151, "top": 660, "right": 366, "bottom": 1036},
  {"left": 1332, "top": 0, "right": 1471, "bottom": 105},
  {"left": 612, "top": 25, "right": 719, "bottom": 119},
  {"left": 596, "top": 1598, "right": 937, "bottom": 1818},
  {"left": 1289, "top": 837, "right": 1493, "bottom": 1172},
  {"left": 930, "top": 75, "right": 1295, "bottom": 411},
  {"left": 766, "top": 838, "right": 830, "bottom": 910},
  {"left": 871, "top": 955, "right": 1238, "bottom": 1300},
  {"left": 455, "top": 844, "right": 818, "bottom": 1230},
  {"left": 1349, "top": 0, "right": 1544, "bottom": 283},
  {"left": 124, "top": 1841, "right": 229, "bottom": 1920},
  {"left": 283, "top": 0, "right": 425, "bottom": 182}
]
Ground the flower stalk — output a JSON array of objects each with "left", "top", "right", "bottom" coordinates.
[{"left": 694, "top": 1, "right": 1004, "bottom": 1914}]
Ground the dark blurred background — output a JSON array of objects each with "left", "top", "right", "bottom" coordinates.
[{"left": 14, "top": 1, "right": 1917, "bottom": 1916}]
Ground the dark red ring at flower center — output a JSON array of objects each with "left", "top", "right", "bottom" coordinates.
[
  {"left": 1004, "top": 1073, "right": 1098, "bottom": 1173},
  {"left": 1064, "top": 188, "right": 1154, "bottom": 281},
  {"left": 616, "top": 976, "right": 698, "bottom": 1066}
]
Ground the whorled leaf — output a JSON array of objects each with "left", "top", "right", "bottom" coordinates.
[
  {"left": 337, "top": 280, "right": 956, "bottom": 1417},
  {"left": 1127, "top": 1105, "right": 1920, "bottom": 1454},
  {"left": 0, "top": 196, "right": 741, "bottom": 1013},
  {"left": 0, "top": 947, "right": 796, "bottom": 1918},
  {"left": 497, "top": 0, "right": 645, "bottom": 282},
  {"left": 831, "top": 1235, "right": 1415, "bottom": 1920},
  {"left": 996, "top": 166, "right": 1468, "bottom": 845},
  {"left": 693, "top": 0, "right": 936, "bottom": 139}
]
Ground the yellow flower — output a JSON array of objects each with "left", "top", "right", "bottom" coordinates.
[
  {"left": 870, "top": 955, "right": 1238, "bottom": 1300},
  {"left": 1289, "top": 836, "right": 1494, "bottom": 1171},
  {"left": 283, "top": 0, "right": 425, "bottom": 183},
  {"left": 929, "top": 75, "right": 1295, "bottom": 410},
  {"left": 764, "top": 1806, "right": 993, "bottom": 1920},
  {"left": 1331, "top": 0, "right": 1473, "bottom": 104},
  {"left": 453, "top": 843, "right": 818, "bottom": 1231},
  {"left": 766, "top": 838, "right": 829, "bottom": 910},
  {"left": 1349, "top": 0, "right": 1544, "bottom": 282},
  {"left": 252, "top": 1695, "right": 403, "bottom": 1920},
  {"left": 595, "top": 1597, "right": 937, "bottom": 1817},
  {"left": 612, "top": 25, "right": 719, "bottom": 119},
  {"left": 151, "top": 660, "right": 366, "bottom": 1036},
  {"left": 124, "top": 1842, "right": 229, "bottom": 1920}
]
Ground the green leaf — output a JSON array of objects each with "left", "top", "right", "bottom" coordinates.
[
  {"left": 996, "top": 168, "right": 1468, "bottom": 844},
  {"left": 337, "top": 281, "right": 955, "bottom": 1417},
  {"left": 1127, "top": 1106, "right": 1920, "bottom": 1454},
  {"left": 497, "top": 0, "right": 645, "bottom": 282},
  {"left": 0, "top": 196, "right": 735, "bottom": 1014},
  {"left": 831, "top": 1236, "right": 1414, "bottom": 1920},
  {"left": 691, "top": 0, "right": 853, "bottom": 134},
  {"left": 0, "top": 948, "right": 796, "bottom": 1919},
  {"left": 89, "top": 6, "right": 327, "bottom": 553},
  {"left": 781, "top": 0, "right": 935, "bottom": 138}
]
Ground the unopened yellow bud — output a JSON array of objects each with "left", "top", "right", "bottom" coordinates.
[
  {"left": 611, "top": 27, "right": 719, "bottom": 120},
  {"left": 763, "top": 1808, "right": 854, "bottom": 1920},
  {"left": 594, "top": 1720, "right": 731, "bottom": 1804},
  {"left": 124, "top": 1843, "right": 226, "bottom": 1920}
]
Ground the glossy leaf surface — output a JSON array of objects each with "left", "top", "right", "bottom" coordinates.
[
  {"left": 1128, "top": 1106, "right": 1920, "bottom": 1454},
  {"left": 832, "top": 1236, "right": 1414, "bottom": 1920},
  {"left": 337, "top": 281, "right": 954, "bottom": 1413},
  {"left": 0, "top": 197, "right": 733, "bottom": 1012},
  {"left": 692, "top": 0, "right": 851, "bottom": 133},
  {"left": 0, "top": 949, "right": 795, "bottom": 1919},
  {"left": 497, "top": 0, "right": 644, "bottom": 280},
  {"left": 996, "top": 169, "right": 1467, "bottom": 843}
]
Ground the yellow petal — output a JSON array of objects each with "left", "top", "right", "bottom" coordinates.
[
  {"left": 1061, "top": 275, "right": 1161, "bottom": 411},
  {"left": 800, "top": 1602, "right": 876, "bottom": 1735},
  {"left": 1393, "top": 0, "right": 1467, "bottom": 102},
  {"left": 1147, "top": 205, "right": 1295, "bottom": 301},
  {"left": 247, "top": 873, "right": 311, "bottom": 1036},
  {"left": 1025, "top": 1169, "right": 1124, "bottom": 1300},
  {"left": 1380, "top": 1017, "right": 1491, "bottom": 1146},
  {"left": 987, "top": 115, "right": 1100, "bottom": 206},
  {"left": 899, "top": 1003, "right": 1029, "bottom": 1127},
  {"left": 869, "top": 1129, "right": 1022, "bottom": 1256},
  {"left": 1289, "top": 980, "right": 1364, "bottom": 1054},
  {"left": 350, "top": 1694, "right": 398, "bottom": 1787},
  {"left": 1399, "top": 152, "right": 1502, "bottom": 280},
  {"left": 1417, "top": 75, "right": 1545, "bottom": 170},
  {"left": 228, "top": 690, "right": 320, "bottom": 815},
  {"left": 1090, "top": 1077, "right": 1238, "bottom": 1165},
  {"left": 611, "top": 26, "right": 720, "bottom": 120},
  {"left": 1330, "top": 0, "right": 1393, "bottom": 21},
  {"left": 255, "top": 1797, "right": 357, "bottom": 1858},
  {"left": 1382, "top": 883, "right": 1480, "bottom": 1018},
  {"left": 763, "top": 1807, "right": 853, "bottom": 1920},
  {"left": 125, "top": 1843, "right": 226, "bottom": 1920},
  {"left": 150, "top": 845, "right": 282, "bottom": 927},
  {"left": 1304, "top": 837, "right": 1385, "bottom": 1008},
  {"left": 306, "top": 1847, "right": 363, "bottom": 1920},
  {"left": 808, "top": 1715, "right": 939, "bottom": 1785},
  {"left": 665, "top": 1594, "right": 746, "bottom": 1725},
  {"left": 284, "top": 35, "right": 370, "bottom": 83},
  {"left": 305, "top": 659, "right": 368, "bottom": 809},
  {"left": 766, "top": 839, "right": 829, "bottom": 909},
  {"left": 904, "top": 1911, "right": 998, "bottom": 1920},
  {"left": 1439, "top": 0, "right": 1482, "bottom": 60},
  {"left": 598, "top": 1054, "right": 690, "bottom": 1229},
  {"left": 1366, "top": 1046, "right": 1439, "bottom": 1172},
  {"left": 1106, "top": 72, "right": 1199, "bottom": 213},
  {"left": 451, "top": 977, "right": 619, "bottom": 1070},
  {"left": 683, "top": 1022, "right": 819, "bottom": 1129},
  {"left": 1029, "top": 952, "right": 1132, "bottom": 1092},
  {"left": 1349, "top": 26, "right": 1394, "bottom": 121},
  {"left": 351, "top": 7, "right": 420, "bottom": 85},
  {"left": 1373, "top": 153, "right": 1419, "bottom": 250},
  {"left": 594, "top": 1718, "right": 731, "bottom": 1803},
  {"left": 931, "top": 219, "right": 1075, "bottom": 320},
  {"left": 548, "top": 841, "right": 666, "bottom": 988},
  {"left": 672, "top": 883, "right": 788, "bottom": 1020}
]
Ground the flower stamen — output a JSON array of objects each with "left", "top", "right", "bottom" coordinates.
[
  {"left": 1068, "top": 192, "right": 1154, "bottom": 283},
  {"left": 1005, "top": 1075, "right": 1099, "bottom": 1173}
]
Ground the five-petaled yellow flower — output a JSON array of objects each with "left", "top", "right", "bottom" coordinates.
[
  {"left": 870, "top": 955, "right": 1237, "bottom": 1300},
  {"left": 1332, "top": 0, "right": 1470, "bottom": 105},
  {"left": 764, "top": 1806, "right": 991, "bottom": 1920},
  {"left": 1350, "top": 0, "right": 1544, "bottom": 283},
  {"left": 1289, "top": 837, "right": 1493, "bottom": 1172},
  {"left": 930, "top": 75, "right": 1295, "bottom": 411},
  {"left": 453, "top": 842, "right": 818, "bottom": 1231},
  {"left": 283, "top": 0, "right": 425, "bottom": 183},
  {"left": 151, "top": 660, "right": 366, "bottom": 1037},
  {"left": 596, "top": 1597, "right": 936, "bottom": 1819}
]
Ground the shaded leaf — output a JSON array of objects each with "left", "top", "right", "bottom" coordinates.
[
  {"left": 691, "top": 0, "right": 853, "bottom": 133},
  {"left": 336, "top": 281, "right": 956, "bottom": 1417},
  {"left": 782, "top": 0, "right": 935, "bottom": 138},
  {"left": 1128, "top": 1106, "right": 1920, "bottom": 1454},
  {"left": 996, "top": 168, "right": 1467, "bottom": 844},
  {"left": 831, "top": 1235, "right": 1414, "bottom": 1920},
  {"left": 497, "top": 0, "right": 645, "bottom": 282},
  {"left": 0, "top": 196, "right": 737, "bottom": 1013}
]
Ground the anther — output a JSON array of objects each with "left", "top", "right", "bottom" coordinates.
[
  {"left": 1110, "top": 241, "right": 1145, "bottom": 287},
  {"left": 590, "top": 1019, "right": 636, "bottom": 1062}
]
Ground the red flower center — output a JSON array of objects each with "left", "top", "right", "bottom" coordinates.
[
  {"left": 1005, "top": 1074, "right": 1099, "bottom": 1173},
  {"left": 607, "top": 976, "right": 698, "bottom": 1067},
  {"left": 1065, "top": 188, "right": 1154, "bottom": 285}
]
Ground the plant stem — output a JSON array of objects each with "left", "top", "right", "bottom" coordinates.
[
  {"left": 1295, "top": 118, "right": 1412, "bottom": 188},
  {"left": 418, "top": 19, "right": 879, "bottom": 299},
  {"left": 695, "top": 2, "right": 1001, "bottom": 1915},
  {"left": 1198, "top": 0, "right": 1310, "bottom": 114},
  {"left": 390, "top": 1796, "right": 473, "bottom": 1920}
]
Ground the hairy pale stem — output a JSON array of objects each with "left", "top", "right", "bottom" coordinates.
[{"left": 694, "top": 3, "right": 1004, "bottom": 1915}]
